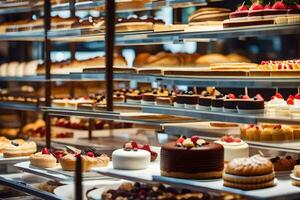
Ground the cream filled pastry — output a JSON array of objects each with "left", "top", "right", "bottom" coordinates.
[
  {"left": 3, "top": 140, "right": 37, "bottom": 158},
  {"left": 215, "top": 136, "right": 249, "bottom": 162}
]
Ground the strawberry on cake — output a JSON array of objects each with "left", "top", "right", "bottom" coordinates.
[
  {"left": 290, "top": 93, "right": 300, "bottom": 118},
  {"left": 237, "top": 94, "right": 265, "bottom": 114}
]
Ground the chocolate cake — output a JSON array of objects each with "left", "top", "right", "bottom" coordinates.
[
  {"left": 198, "top": 96, "right": 212, "bottom": 110},
  {"left": 211, "top": 94, "right": 224, "bottom": 111},
  {"left": 237, "top": 94, "right": 265, "bottom": 114},
  {"left": 160, "top": 136, "right": 224, "bottom": 179},
  {"left": 175, "top": 92, "right": 199, "bottom": 108}
]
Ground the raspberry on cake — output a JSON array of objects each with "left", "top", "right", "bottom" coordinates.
[
  {"left": 30, "top": 148, "right": 57, "bottom": 168},
  {"left": 237, "top": 94, "right": 265, "bottom": 114},
  {"left": 223, "top": 155, "right": 275, "bottom": 190},
  {"left": 223, "top": 93, "right": 238, "bottom": 113},
  {"left": 215, "top": 135, "right": 249, "bottom": 162},
  {"left": 160, "top": 136, "right": 224, "bottom": 179}
]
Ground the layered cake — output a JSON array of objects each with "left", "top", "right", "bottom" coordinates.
[
  {"left": 223, "top": 93, "right": 238, "bottom": 113},
  {"left": 141, "top": 89, "right": 168, "bottom": 105},
  {"left": 211, "top": 94, "right": 224, "bottom": 111},
  {"left": 112, "top": 148, "right": 151, "bottom": 170},
  {"left": 215, "top": 136, "right": 249, "bottom": 163},
  {"left": 223, "top": 155, "right": 275, "bottom": 190},
  {"left": 237, "top": 94, "right": 264, "bottom": 114},
  {"left": 174, "top": 92, "right": 199, "bottom": 109},
  {"left": 266, "top": 93, "right": 290, "bottom": 117},
  {"left": 160, "top": 136, "right": 224, "bottom": 179},
  {"left": 198, "top": 91, "right": 212, "bottom": 110}
]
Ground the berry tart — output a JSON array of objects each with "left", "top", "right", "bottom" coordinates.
[
  {"left": 236, "top": 94, "right": 264, "bottom": 114},
  {"left": 215, "top": 136, "right": 249, "bottom": 163},
  {"left": 223, "top": 155, "right": 275, "bottom": 190},
  {"left": 30, "top": 148, "right": 57, "bottom": 168},
  {"left": 160, "top": 136, "right": 224, "bottom": 179},
  {"left": 60, "top": 147, "right": 109, "bottom": 172},
  {"left": 174, "top": 91, "right": 199, "bottom": 109}
]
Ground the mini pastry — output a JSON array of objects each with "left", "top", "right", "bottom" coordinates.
[
  {"left": 223, "top": 155, "right": 275, "bottom": 190},
  {"left": 112, "top": 148, "right": 151, "bottom": 170},
  {"left": 174, "top": 91, "right": 199, "bottom": 109},
  {"left": 272, "top": 124, "right": 285, "bottom": 141},
  {"left": 30, "top": 148, "right": 57, "bottom": 168},
  {"left": 155, "top": 96, "right": 174, "bottom": 106},
  {"left": 211, "top": 94, "right": 224, "bottom": 111},
  {"left": 3, "top": 140, "right": 37, "bottom": 158},
  {"left": 126, "top": 91, "right": 143, "bottom": 104},
  {"left": 245, "top": 124, "right": 261, "bottom": 141},
  {"left": 260, "top": 128, "right": 273, "bottom": 141},
  {"left": 271, "top": 156, "right": 296, "bottom": 171},
  {"left": 223, "top": 93, "right": 238, "bottom": 113},
  {"left": 263, "top": 1, "right": 288, "bottom": 20},
  {"left": 237, "top": 94, "right": 264, "bottom": 114},
  {"left": 161, "top": 136, "right": 224, "bottom": 179},
  {"left": 60, "top": 148, "right": 109, "bottom": 172},
  {"left": 215, "top": 136, "right": 249, "bottom": 163},
  {"left": 113, "top": 92, "right": 125, "bottom": 103},
  {"left": 248, "top": 2, "right": 264, "bottom": 20},
  {"left": 197, "top": 91, "right": 212, "bottom": 110}
]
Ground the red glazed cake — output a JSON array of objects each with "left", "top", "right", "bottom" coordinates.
[{"left": 160, "top": 136, "right": 224, "bottom": 179}]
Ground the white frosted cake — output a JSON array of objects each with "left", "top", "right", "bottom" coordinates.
[
  {"left": 112, "top": 148, "right": 150, "bottom": 170},
  {"left": 215, "top": 135, "right": 249, "bottom": 162}
]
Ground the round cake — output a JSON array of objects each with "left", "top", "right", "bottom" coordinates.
[
  {"left": 223, "top": 155, "right": 275, "bottom": 190},
  {"left": 160, "top": 136, "right": 224, "bottom": 179},
  {"left": 215, "top": 136, "right": 249, "bottom": 162},
  {"left": 112, "top": 148, "right": 151, "bottom": 170}
]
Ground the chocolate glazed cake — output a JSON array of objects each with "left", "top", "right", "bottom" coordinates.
[{"left": 160, "top": 141, "right": 224, "bottom": 179}]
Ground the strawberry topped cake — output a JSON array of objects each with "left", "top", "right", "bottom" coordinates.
[
  {"left": 264, "top": 0, "right": 288, "bottom": 20},
  {"left": 248, "top": 1, "right": 265, "bottom": 20},
  {"left": 266, "top": 92, "right": 291, "bottom": 117},
  {"left": 30, "top": 148, "right": 57, "bottom": 168},
  {"left": 160, "top": 136, "right": 224, "bottom": 179},
  {"left": 215, "top": 135, "right": 249, "bottom": 162},
  {"left": 237, "top": 94, "right": 265, "bottom": 114}
]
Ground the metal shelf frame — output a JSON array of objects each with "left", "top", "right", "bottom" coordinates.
[
  {"left": 2, "top": 72, "right": 300, "bottom": 88},
  {"left": 0, "top": 176, "right": 63, "bottom": 200}
]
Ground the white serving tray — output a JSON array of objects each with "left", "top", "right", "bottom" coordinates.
[
  {"left": 0, "top": 154, "right": 29, "bottom": 164},
  {"left": 92, "top": 160, "right": 300, "bottom": 200},
  {"left": 14, "top": 161, "right": 111, "bottom": 182}
]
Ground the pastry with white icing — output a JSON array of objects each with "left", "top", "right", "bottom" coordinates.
[
  {"left": 215, "top": 135, "right": 249, "bottom": 162},
  {"left": 112, "top": 148, "right": 151, "bottom": 170}
]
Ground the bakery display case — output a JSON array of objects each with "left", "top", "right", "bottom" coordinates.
[{"left": 0, "top": 0, "right": 300, "bottom": 199}]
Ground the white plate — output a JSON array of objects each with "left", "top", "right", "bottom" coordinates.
[
  {"left": 290, "top": 173, "right": 300, "bottom": 181},
  {"left": 54, "top": 180, "right": 123, "bottom": 200}
]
